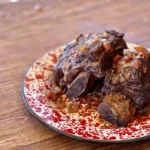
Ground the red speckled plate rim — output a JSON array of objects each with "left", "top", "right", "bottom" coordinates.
[{"left": 22, "top": 42, "right": 150, "bottom": 143}]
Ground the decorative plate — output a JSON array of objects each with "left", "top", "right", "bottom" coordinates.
[{"left": 22, "top": 43, "right": 150, "bottom": 143}]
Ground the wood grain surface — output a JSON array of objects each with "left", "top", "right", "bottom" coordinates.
[{"left": 0, "top": 0, "right": 150, "bottom": 150}]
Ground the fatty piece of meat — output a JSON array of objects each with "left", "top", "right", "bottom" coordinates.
[
  {"left": 66, "top": 72, "right": 94, "bottom": 98},
  {"left": 53, "top": 30, "right": 127, "bottom": 98},
  {"left": 97, "top": 94, "right": 135, "bottom": 127},
  {"left": 101, "top": 47, "right": 150, "bottom": 112}
]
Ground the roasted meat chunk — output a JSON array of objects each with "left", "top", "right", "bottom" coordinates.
[
  {"left": 101, "top": 46, "right": 150, "bottom": 112},
  {"left": 66, "top": 72, "right": 94, "bottom": 98},
  {"left": 51, "top": 30, "right": 150, "bottom": 127},
  {"left": 97, "top": 93, "right": 135, "bottom": 127},
  {"left": 53, "top": 30, "right": 127, "bottom": 98}
]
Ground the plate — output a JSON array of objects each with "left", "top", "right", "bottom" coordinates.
[{"left": 22, "top": 43, "right": 150, "bottom": 143}]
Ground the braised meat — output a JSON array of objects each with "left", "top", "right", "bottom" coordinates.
[
  {"left": 97, "top": 93, "right": 135, "bottom": 127},
  {"left": 66, "top": 72, "right": 94, "bottom": 98},
  {"left": 52, "top": 30, "right": 150, "bottom": 127},
  {"left": 100, "top": 46, "right": 150, "bottom": 113},
  {"left": 53, "top": 30, "right": 127, "bottom": 98}
]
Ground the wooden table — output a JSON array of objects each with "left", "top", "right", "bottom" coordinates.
[{"left": 1, "top": 0, "right": 150, "bottom": 149}]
